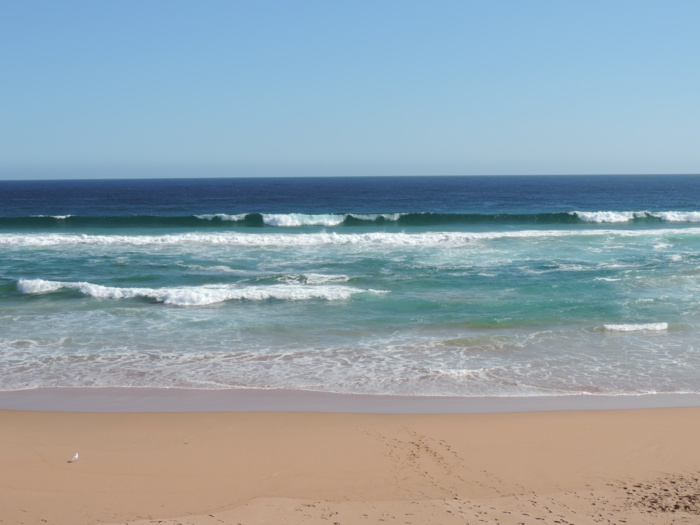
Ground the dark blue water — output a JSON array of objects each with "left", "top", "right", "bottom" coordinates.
[{"left": 1, "top": 175, "right": 699, "bottom": 218}]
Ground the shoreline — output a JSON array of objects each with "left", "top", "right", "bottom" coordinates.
[
  {"left": 2, "top": 386, "right": 700, "bottom": 413},
  {"left": 4, "top": 388, "right": 700, "bottom": 524}
]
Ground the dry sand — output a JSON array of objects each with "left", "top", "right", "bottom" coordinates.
[{"left": 2, "top": 407, "right": 700, "bottom": 524}]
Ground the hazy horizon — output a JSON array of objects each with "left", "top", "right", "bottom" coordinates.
[{"left": 2, "top": 170, "right": 700, "bottom": 183}]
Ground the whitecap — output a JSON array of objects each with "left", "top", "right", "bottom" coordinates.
[
  {"left": 279, "top": 273, "right": 350, "bottom": 285},
  {"left": 15, "top": 278, "right": 384, "bottom": 306},
  {"left": 574, "top": 211, "right": 640, "bottom": 223},
  {"left": 350, "top": 213, "right": 402, "bottom": 221},
  {"left": 195, "top": 213, "right": 248, "bottom": 221},
  {"left": 603, "top": 323, "right": 668, "bottom": 332},
  {"left": 652, "top": 211, "right": 700, "bottom": 222},
  {"left": 261, "top": 213, "right": 346, "bottom": 227},
  {"left": 4, "top": 227, "right": 700, "bottom": 248},
  {"left": 17, "top": 278, "right": 64, "bottom": 294},
  {"left": 574, "top": 210, "right": 700, "bottom": 223}
]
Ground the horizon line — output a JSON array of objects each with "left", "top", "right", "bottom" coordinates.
[{"left": 2, "top": 173, "right": 700, "bottom": 183}]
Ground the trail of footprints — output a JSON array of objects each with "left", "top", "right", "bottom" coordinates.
[
  {"left": 112, "top": 437, "right": 700, "bottom": 525},
  {"left": 364, "top": 428, "right": 700, "bottom": 524},
  {"left": 370, "top": 427, "right": 510, "bottom": 500},
  {"left": 617, "top": 474, "right": 700, "bottom": 515}
]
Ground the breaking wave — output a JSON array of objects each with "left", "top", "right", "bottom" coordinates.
[
  {"left": 3, "top": 227, "right": 700, "bottom": 248},
  {"left": 2, "top": 210, "right": 700, "bottom": 229},
  {"left": 16, "top": 278, "right": 384, "bottom": 306}
]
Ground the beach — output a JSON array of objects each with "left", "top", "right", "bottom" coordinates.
[
  {"left": 2, "top": 398, "right": 700, "bottom": 524},
  {"left": 4, "top": 177, "right": 700, "bottom": 524}
]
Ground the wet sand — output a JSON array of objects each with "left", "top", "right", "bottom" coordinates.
[
  {"left": 3, "top": 387, "right": 700, "bottom": 413},
  {"left": 2, "top": 404, "right": 700, "bottom": 524}
]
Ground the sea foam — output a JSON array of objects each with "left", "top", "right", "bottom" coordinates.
[
  {"left": 184, "top": 210, "right": 700, "bottom": 226},
  {"left": 653, "top": 211, "right": 700, "bottom": 222},
  {"left": 195, "top": 212, "right": 349, "bottom": 226},
  {"left": 574, "top": 211, "right": 642, "bottom": 223},
  {"left": 17, "top": 278, "right": 382, "bottom": 306},
  {"left": 603, "top": 323, "right": 669, "bottom": 332},
  {"left": 4, "top": 227, "right": 700, "bottom": 248},
  {"left": 17, "top": 278, "right": 64, "bottom": 294},
  {"left": 262, "top": 213, "right": 346, "bottom": 227},
  {"left": 575, "top": 210, "right": 700, "bottom": 223},
  {"left": 195, "top": 213, "right": 248, "bottom": 221}
]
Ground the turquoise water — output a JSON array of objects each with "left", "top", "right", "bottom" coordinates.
[{"left": 2, "top": 175, "right": 700, "bottom": 396}]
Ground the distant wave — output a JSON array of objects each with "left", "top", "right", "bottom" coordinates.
[
  {"left": 575, "top": 211, "right": 700, "bottom": 223},
  {"left": 2, "top": 210, "right": 700, "bottom": 229},
  {"left": 17, "top": 278, "right": 384, "bottom": 306},
  {"left": 3, "top": 227, "right": 700, "bottom": 248}
]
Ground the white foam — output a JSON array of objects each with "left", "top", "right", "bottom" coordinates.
[
  {"left": 431, "top": 367, "right": 495, "bottom": 379},
  {"left": 603, "top": 323, "right": 668, "bottom": 332},
  {"left": 574, "top": 210, "right": 700, "bottom": 223},
  {"left": 279, "top": 273, "right": 350, "bottom": 285},
  {"left": 351, "top": 213, "right": 402, "bottom": 221},
  {"left": 305, "top": 273, "right": 349, "bottom": 285},
  {"left": 555, "top": 263, "right": 589, "bottom": 272},
  {"left": 197, "top": 212, "right": 401, "bottom": 226},
  {"left": 15, "top": 278, "right": 382, "bottom": 306},
  {"left": 574, "top": 211, "right": 641, "bottom": 223},
  {"left": 17, "top": 278, "right": 64, "bottom": 294},
  {"left": 653, "top": 211, "right": 700, "bottom": 222},
  {"left": 196, "top": 213, "right": 248, "bottom": 221},
  {"left": 262, "top": 214, "right": 346, "bottom": 227},
  {"left": 4, "top": 227, "right": 700, "bottom": 248}
]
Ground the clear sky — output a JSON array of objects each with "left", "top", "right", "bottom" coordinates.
[{"left": 1, "top": 0, "right": 699, "bottom": 179}]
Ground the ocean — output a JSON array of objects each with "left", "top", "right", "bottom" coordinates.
[{"left": 2, "top": 175, "right": 700, "bottom": 398}]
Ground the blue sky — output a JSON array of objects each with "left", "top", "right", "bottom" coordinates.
[{"left": 1, "top": 0, "right": 699, "bottom": 179}]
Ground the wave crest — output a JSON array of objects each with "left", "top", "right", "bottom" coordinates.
[
  {"left": 4, "top": 210, "right": 700, "bottom": 229},
  {"left": 573, "top": 211, "right": 700, "bottom": 223},
  {"left": 4, "top": 227, "right": 700, "bottom": 248},
  {"left": 17, "top": 278, "right": 383, "bottom": 306}
]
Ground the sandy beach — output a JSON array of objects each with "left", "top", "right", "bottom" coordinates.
[{"left": 2, "top": 404, "right": 700, "bottom": 524}]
